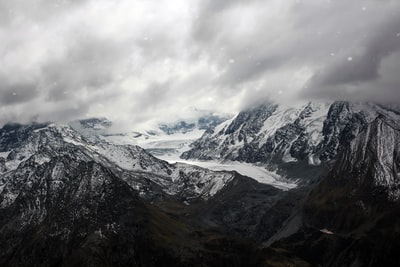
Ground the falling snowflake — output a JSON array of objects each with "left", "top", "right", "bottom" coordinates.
[
  {"left": 229, "top": 59, "right": 235, "bottom": 64},
  {"left": 330, "top": 53, "right": 335, "bottom": 57},
  {"left": 347, "top": 57, "right": 353, "bottom": 61},
  {"left": 361, "top": 7, "right": 367, "bottom": 11}
]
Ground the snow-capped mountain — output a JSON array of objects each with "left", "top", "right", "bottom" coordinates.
[
  {"left": 0, "top": 120, "right": 300, "bottom": 267},
  {"left": 181, "top": 101, "right": 394, "bottom": 171},
  {"left": 69, "top": 115, "right": 229, "bottom": 159},
  {"left": 0, "top": 122, "right": 234, "bottom": 204},
  {"left": 2, "top": 101, "right": 400, "bottom": 267},
  {"left": 67, "top": 116, "right": 298, "bottom": 190},
  {"left": 159, "top": 115, "right": 227, "bottom": 135},
  {"left": 182, "top": 101, "right": 331, "bottom": 164}
]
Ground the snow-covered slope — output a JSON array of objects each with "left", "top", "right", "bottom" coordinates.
[
  {"left": 181, "top": 101, "right": 393, "bottom": 170},
  {"left": 68, "top": 116, "right": 297, "bottom": 190},
  {"left": 182, "top": 102, "right": 330, "bottom": 163},
  {"left": 70, "top": 115, "right": 228, "bottom": 159},
  {"left": 0, "top": 123, "right": 234, "bottom": 204}
]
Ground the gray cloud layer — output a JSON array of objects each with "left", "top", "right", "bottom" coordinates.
[{"left": 0, "top": 0, "right": 399, "bottom": 128}]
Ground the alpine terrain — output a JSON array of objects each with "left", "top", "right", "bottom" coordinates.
[{"left": 1, "top": 101, "right": 399, "bottom": 266}]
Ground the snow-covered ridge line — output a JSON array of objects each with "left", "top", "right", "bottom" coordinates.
[
  {"left": 68, "top": 111, "right": 303, "bottom": 190},
  {"left": 0, "top": 122, "right": 236, "bottom": 202},
  {"left": 181, "top": 101, "right": 333, "bottom": 165},
  {"left": 181, "top": 101, "right": 400, "bottom": 170}
]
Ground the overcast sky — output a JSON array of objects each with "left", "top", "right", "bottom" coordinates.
[{"left": 0, "top": 0, "right": 399, "bottom": 129}]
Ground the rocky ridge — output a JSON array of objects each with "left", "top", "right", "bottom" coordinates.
[{"left": 182, "top": 102, "right": 393, "bottom": 175}]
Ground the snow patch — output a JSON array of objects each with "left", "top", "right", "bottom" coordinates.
[
  {"left": 0, "top": 151, "right": 11, "bottom": 159},
  {"left": 258, "top": 105, "right": 302, "bottom": 145},
  {"left": 320, "top": 228, "right": 334, "bottom": 235},
  {"left": 308, "top": 154, "right": 321, "bottom": 166}
]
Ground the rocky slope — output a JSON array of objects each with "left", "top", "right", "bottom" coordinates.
[
  {"left": 0, "top": 123, "right": 235, "bottom": 203},
  {"left": 0, "top": 121, "right": 310, "bottom": 266},
  {"left": 179, "top": 100, "right": 400, "bottom": 266},
  {"left": 272, "top": 112, "right": 400, "bottom": 266},
  {"left": 182, "top": 101, "right": 393, "bottom": 177},
  {"left": 2, "top": 101, "right": 400, "bottom": 266},
  {"left": 0, "top": 149, "right": 301, "bottom": 267},
  {"left": 303, "top": 114, "right": 400, "bottom": 231}
]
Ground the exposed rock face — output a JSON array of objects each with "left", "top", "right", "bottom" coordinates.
[
  {"left": 316, "top": 101, "right": 367, "bottom": 161},
  {"left": 334, "top": 116, "right": 400, "bottom": 199},
  {"left": 0, "top": 157, "right": 5, "bottom": 172},
  {"left": 182, "top": 102, "right": 336, "bottom": 165},
  {"left": 274, "top": 115, "right": 400, "bottom": 267},
  {"left": 303, "top": 115, "right": 400, "bottom": 230},
  {"left": 189, "top": 173, "right": 284, "bottom": 238},
  {"left": 182, "top": 102, "right": 390, "bottom": 172},
  {"left": 6, "top": 150, "right": 16, "bottom": 160},
  {"left": 1, "top": 158, "right": 143, "bottom": 265},
  {"left": 0, "top": 122, "right": 49, "bottom": 152}
]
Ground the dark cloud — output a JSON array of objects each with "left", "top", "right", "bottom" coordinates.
[
  {"left": 0, "top": 84, "right": 39, "bottom": 106},
  {"left": 193, "top": 0, "right": 400, "bottom": 106},
  {"left": 0, "top": 71, "right": 40, "bottom": 106},
  {"left": 303, "top": 11, "right": 400, "bottom": 101},
  {"left": 41, "top": 36, "right": 125, "bottom": 102},
  {"left": 0, "top": 0, "right": 399, "bottom": 128}
]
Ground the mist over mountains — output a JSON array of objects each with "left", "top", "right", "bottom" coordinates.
[
  {"left": 1, "top": 100, "right": 400, "bottom": 266},
  {"left": 1, "top": 0, "right": 400, "bottom": 266},
  {"left": 1, "top": 0, "right": 399, "bottom": 127}
]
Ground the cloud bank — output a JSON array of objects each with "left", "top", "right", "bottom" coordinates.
[{"left": 0, "top": 0, "right": 399, "bottom": 128}]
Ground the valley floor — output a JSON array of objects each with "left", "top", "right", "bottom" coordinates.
[{"left": 110, "top": 129, "right": 299, "bottom": 191}]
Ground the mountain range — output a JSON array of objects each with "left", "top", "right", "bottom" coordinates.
[{"left": 1, "top": 101, "right": 399, "bottom": 266}]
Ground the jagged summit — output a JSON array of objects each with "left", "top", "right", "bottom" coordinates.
[
  {"left": 181, "top": 101, "right": 398, "bottom": 173},
  {"left": 181, "top": 101, "right": 333, "bottom": 164}
]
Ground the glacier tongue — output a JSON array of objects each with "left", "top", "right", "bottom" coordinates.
[{"left": 160, "top": 156, "right": 297, "bottom": 191}]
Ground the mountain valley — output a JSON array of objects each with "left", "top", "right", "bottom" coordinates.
[{"left": 1, "top": 101, "right": 399, "bottom": 266}]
